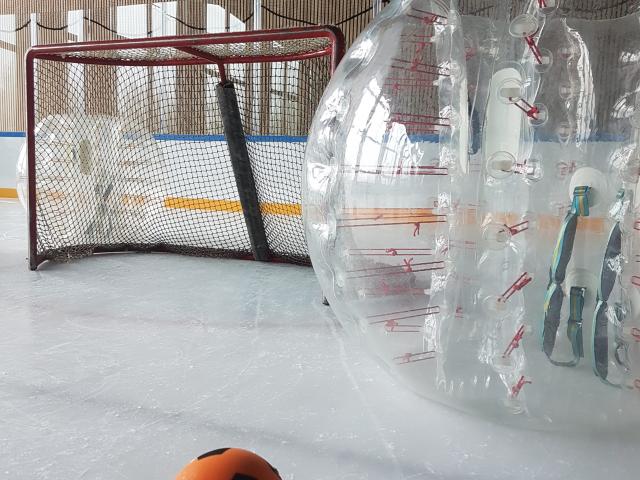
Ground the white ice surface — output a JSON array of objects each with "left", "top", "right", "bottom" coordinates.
[{"left": 1, "top": 199, "right": 639, "bottom": 480}]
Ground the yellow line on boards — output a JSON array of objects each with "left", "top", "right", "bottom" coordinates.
[
  {"left": 261, "top": 202, "right": 302, "bottom": 216},
  {"left": 164, "top": 197, "right": 302, "bottom": 216},
  {"left": 165, "top": 197, "right": 243, "bottom": 213},
  {"left": 0, "top": 188, "right": 18, "bottom": 199}
]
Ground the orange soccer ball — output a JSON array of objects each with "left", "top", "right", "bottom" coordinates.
[{"left": 176, "top": 448, "right": 282, "bottom": 480}]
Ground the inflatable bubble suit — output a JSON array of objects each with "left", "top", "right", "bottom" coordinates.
[
  {"left": 303, "top": 0, "right": 640, "bottom": 430},
  {"left": 16, "top": 114, "right": 166, "bottom": 250}
]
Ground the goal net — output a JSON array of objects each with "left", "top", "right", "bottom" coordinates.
[{"left": 25, "top": 27, "right": 344, "bottom": 270}]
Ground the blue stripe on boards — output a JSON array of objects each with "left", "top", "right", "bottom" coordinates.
[
  {"left": 0, "top": 132, "right": 26, "bottom": 138},
  {"left": 153, "top": 133, "right": 307, "bottom": 143}
]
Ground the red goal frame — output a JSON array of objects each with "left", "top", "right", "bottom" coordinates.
[{"left": 25, "top": 26, "right": 345, "bottom": 270}]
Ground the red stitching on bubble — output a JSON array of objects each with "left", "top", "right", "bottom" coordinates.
[
  {"left": 510, "top": 97, "right": 540, "bottom": 119},
  {"left": 498, "top": 273, "right": 533, "bottom": 303},
  {"left": 403, "top": 258, "right": 414, "bottom": 273},
  {"left": 504, "top": 325, "right": 527, "bottom": 358},
  {"left": 511, "top": 376, "right": 532, "bottom": 398},
  {"left": 394, "top": 351, "right": 436, "bottom": 365}
]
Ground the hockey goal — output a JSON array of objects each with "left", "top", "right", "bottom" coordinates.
[{"left": 25, "top": 26, "right": 345, "bottom": 270}]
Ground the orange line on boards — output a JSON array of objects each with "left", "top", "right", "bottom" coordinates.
[
  {"left": 0, "top": 188, "right": 18, "bottom": 199},
  {"left": 163, "top": 197, "right": 302, "bottom": 216}
]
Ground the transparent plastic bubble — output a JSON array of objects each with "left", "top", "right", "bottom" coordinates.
[
  {"left": 304, "top": 0, "right": 640, "bottom": 431},
  {"left": 25, "top": 114, "right": 166, "bottom": 247},
  {"left": 19, "top": 115, "right": 100, "bottom": 207},
  {"left": 16, "top": 146, "right": 28, "bottom": 210},
  {"left": 305, "top": 0, "right": 469, "bottom": 416}
]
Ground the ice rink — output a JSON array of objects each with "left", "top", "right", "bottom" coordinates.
[{"left": 1, "top": 198, "right": 639, "bottom": 479}]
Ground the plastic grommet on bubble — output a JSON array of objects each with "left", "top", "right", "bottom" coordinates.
[{"left": 509, "top": 14, "right": 539, "bottom": 39}]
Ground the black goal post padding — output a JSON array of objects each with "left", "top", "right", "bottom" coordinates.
[{"left": 217, "top": 81, "right": 270, "bottom": 262}]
